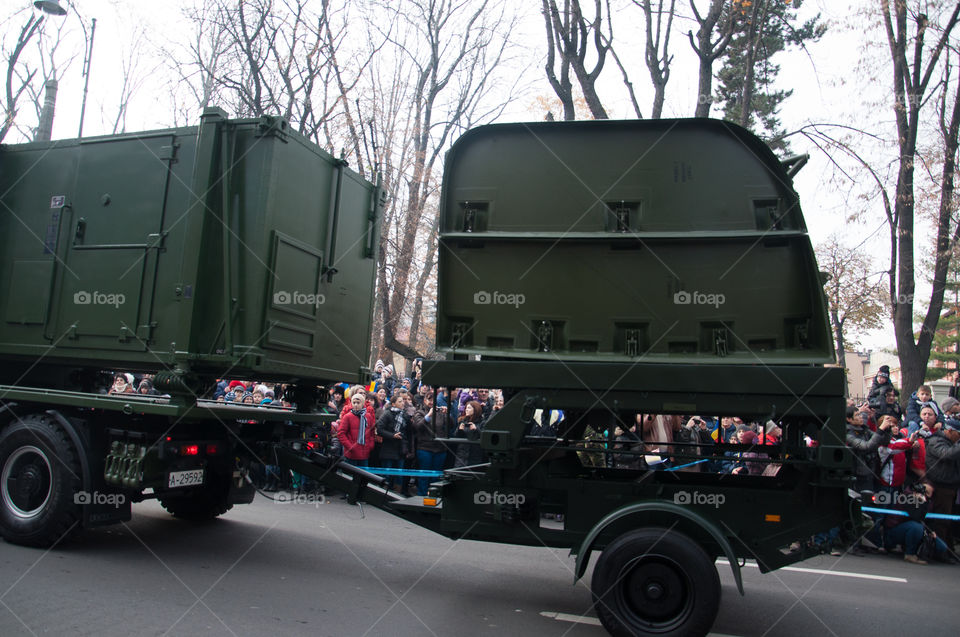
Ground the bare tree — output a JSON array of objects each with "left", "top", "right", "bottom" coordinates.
[
  {"left": 815, "top": 235, "right": 887, "bottom": 373},
  {"left": 541, "top": 0, "right": 610, "bottom": 119},
  {"left": 366, "top": 0, "right": 522, "bottom": 362},
  {"left": 879, "top": 1, "right": 960, "bottom": 399},
  {"left": 638, "top": 0, "right": 676, "bottom": 119},
  {"left": 687, "top": 0, "right": 733, "bottom": 117},
  {"left": 1, "top": 12, "right": 44, "bottom": 142}
]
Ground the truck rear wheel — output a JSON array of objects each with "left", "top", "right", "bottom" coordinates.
[
  {"left": 591, "top": 527, "right": 720, "bottom": 637},
  {"left": 0, "top": 414, "right": 82, "bottom": 547},
  {"left": 158, "top": 473, "right": 233, "bottom": 521}
]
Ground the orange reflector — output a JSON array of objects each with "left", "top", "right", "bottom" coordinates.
[
  {"left": 765, "top": 514, "right": 781, "bottom": 522},
  {"left": 423, "top": 497, "right": 438, "bottom": 507}
]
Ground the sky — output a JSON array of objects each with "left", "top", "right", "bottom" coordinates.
[{"left": 1, "top": 0, "right": 930, "bottom": 355}]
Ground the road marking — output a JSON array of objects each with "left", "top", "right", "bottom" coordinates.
[
  {"left": 541, "top": 611, "right": 745, "bottom": 636},
  {"left": 540, "top": 611, "right": 602, "bottom": 626},
  {"left": 716, "top": 559, "right": 907, "bottom": 583}
]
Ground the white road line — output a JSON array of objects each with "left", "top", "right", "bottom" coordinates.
[
  {"left": 716, "top": 559, "right": 908, "bottom": 583},
  {"left": 540, "top": 611, "right": 601, "bottom": 626},
  {"left": 540, "top": 612, "right": 743, "bottom": 636}
]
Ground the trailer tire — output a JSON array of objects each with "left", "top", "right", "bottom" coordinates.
[
  {"left": 591, "top": 527, "right": 720, "bottom": 637},
  {"left": 159, "top": 474, "right": 233, "bottom": 521},
  {"left": 0, "top": 414, "right": 82, "bottom": 547}
]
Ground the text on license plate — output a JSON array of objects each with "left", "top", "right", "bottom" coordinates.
[{"left": 168, "top": 469, "right": 204, "bottom": 488}]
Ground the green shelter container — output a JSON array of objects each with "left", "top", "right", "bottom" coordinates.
[
  {"left": 0, "top": 108, "right": 380, "bottom": 386},
  {"left": 436, "top": 119, "right": 832, "bottom": 365}
]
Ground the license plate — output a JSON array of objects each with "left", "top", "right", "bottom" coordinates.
[{"left": 168, "top": 469, "right": 204, "bottom": 488}]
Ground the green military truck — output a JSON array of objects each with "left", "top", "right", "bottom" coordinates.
[{"left": 0, "top": 114, "right": 857, "bottom": 637}]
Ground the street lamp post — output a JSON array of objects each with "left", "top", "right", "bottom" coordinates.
[{"left": 34, "top": 0, "right": 95, "bottom": 139}]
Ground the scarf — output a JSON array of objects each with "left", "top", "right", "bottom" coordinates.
[{"left": 353, "top": 408, "right": 367, "bottom": 445}]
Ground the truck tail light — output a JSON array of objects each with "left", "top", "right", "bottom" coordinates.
[{"left": 181, "top": 444, "right": 199, "bottom": 456}]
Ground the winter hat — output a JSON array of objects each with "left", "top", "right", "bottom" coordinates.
[
  {"left": 228, "top": 380, "right": 246, "bottom": 391},
  {"left": 765, "top": 420, "right": 780, "bottom": 435},
  {"left": 739, "top": 430, "right": 758, "bottom": 445},
  {"left": 124, "top": 373, "right": 134, "bottom": 385},
  {"left": 877, "top": 365, "right": 891, "bottom": 378},
  {"left": 941, "top": 397, "right": 959, "bottom": 413},
  {"left": 254, "top": 384, "right": 270, "bottom": 395},
  {"left": 375, "top": 359, "right": 384, "bottom": 371}
]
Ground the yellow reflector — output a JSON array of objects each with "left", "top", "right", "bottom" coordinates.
[
  {"left": 423, "top": 497, "right": 438, "bottom": 507},
  {"left": 765, "top": 514, "right": 781, "bottom": 522}
]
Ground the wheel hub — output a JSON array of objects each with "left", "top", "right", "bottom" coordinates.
[
  {"left": 624, "top": 559, "right": 689, "bottom": 625},
  {"left": 2, "top": 446, "right": 54, "bottom": 519}
]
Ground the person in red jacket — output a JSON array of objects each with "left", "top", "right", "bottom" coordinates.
[
  {"left": 877, "top": 416, "right": 918, "bottom": 490},
  {"left": 338, "top": 393, "right": 376, "bottom": 466}
]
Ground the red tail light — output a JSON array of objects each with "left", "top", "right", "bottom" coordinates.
[
  {"left": 205, "top": 443, "right": 219, "bottom": 455},
  {"left": 181, "top": 444, "right": 199, "bottom": 456}
]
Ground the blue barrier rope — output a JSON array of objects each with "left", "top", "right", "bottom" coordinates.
[
  {"left": 861, "top": 505, "right": 960, "bottom": 521},
  {"left": 665, "top": 459, "right": 710, "bottom": 472},
  {"left": 364, "top": 467, "right": 445, "bottom": 477}
]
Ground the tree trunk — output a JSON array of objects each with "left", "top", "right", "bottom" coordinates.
[{"left": 688, "top": 0, "right": 731, "bottom": 118}]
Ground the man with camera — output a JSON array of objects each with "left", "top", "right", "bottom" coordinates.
[{"left": 411, "top": 393, "right": 454, "bottom": 496}]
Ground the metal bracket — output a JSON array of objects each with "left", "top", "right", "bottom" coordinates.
[
  {"left": 536, "top": 321, "right": 553, "bottom": 352},
  {"left": 625, "top": 328, "right": 641, "bottom": 356},
  {"left": 713, "top": 328, "right": 728, "bottom": 357},
  {"left": 451, "top": 322, "right": 469, "bottom": 349}
]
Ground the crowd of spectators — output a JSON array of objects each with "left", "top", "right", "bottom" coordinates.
[{"left": 845, "top": 370, "right": 960, "bottom": 565}]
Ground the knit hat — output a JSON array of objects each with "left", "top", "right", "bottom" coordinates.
[
  {"left": 765, "top": 420, "right": 780, "bottom": 435},
  {"left": 740, "top": 430, "right": 758, "bottom": 445},
  {"left": 877, "top": 365, "right": 890, "bottom": 378},
  {"left": 941, "top": 397, "right": 959, "bottom": 413},
  {"left": 375, "top": 359, "right": 384, "bottom": 371}
]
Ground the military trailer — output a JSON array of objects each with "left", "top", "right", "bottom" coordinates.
[
  {"left": 280, "top": 120, "right": 858, "bottom": 636},
  {"left": 0, "top": 107, "right": 381, "bottom": 543},
  {"left": 0, "top": 114, "right": 857, "bottom": 637}
]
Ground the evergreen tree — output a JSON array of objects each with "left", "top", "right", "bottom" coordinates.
[
  {"left": 714, "top": 0, "right": 825, "bottom": 153},
  {"left": 925, "top": 249, "right": 960, "bottom": 385}
]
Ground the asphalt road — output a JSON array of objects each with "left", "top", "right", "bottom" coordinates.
[{"left": 1, "top": 494, "right": 958, "bottom": 637}]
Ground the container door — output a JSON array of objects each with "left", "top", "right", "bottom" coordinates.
[{"left": 53, "top": 134, "right": 175, "bottom": 350}]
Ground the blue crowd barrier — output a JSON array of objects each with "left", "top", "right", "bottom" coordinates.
[{"left": 861, "top": 505, "right": 960, "bottom": 521}]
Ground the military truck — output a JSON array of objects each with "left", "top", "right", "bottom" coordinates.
[
  {"left": 0, "top": 107, "right": 381, "bottom": 543},
  {"left": 0, "top": 114, "right": 857, "bottom": 637}
]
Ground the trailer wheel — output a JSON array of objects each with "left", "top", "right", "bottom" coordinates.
[
  {"left": 158, "top": 473, "right": 233, "bottom": 521},
  {"left": 0, "top": 415, "right": 82, "bottom": 547},
  {"left": 591, "top": 528, "right": 720, "bottom": 637}
]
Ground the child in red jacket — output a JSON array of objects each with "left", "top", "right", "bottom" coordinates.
[{"left": 338, "top": 393, "right": 376, "bottom": 466}]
